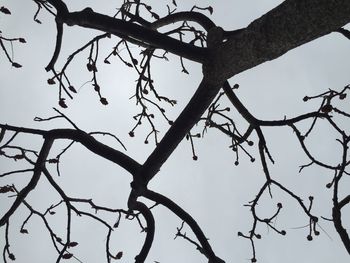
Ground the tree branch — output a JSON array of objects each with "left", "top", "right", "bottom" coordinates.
[
  {"left": 46, "top": 0, "right": 208, "bottom": 63},
  {"left": 150, "top": 11, "right": 216, "bottom": 31},
  {"left": 45, "top": 19, "right": 63, "bottom": 71},
  {"left": 0, "top": 124, "right": 141, "bottom": 176},
  {"left": 0, "top": 139, "right": 53, "bottom": 226},
  {"left": 144, "top": 189, "right": 224, "bottom": 263},
  {"left": 140, "top": 76, "right": 223, "bottom": 184},
  {"left": 127, "top": 191, "right": 155, "bottom": 263},
  {"left": 209, "top": 0, "right": 350, "bottom": 81}
]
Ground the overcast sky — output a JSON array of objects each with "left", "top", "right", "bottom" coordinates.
[{"left": 1, "top": 1, "right": 350, "bottom": 262}]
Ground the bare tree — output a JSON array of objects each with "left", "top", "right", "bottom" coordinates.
[{"left": 1, "top": 0, "right": 350, "bottom": 262}]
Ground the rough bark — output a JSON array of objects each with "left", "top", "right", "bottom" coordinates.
[{"left": 209, "top": 0, "right": 350, "bottom": 81}]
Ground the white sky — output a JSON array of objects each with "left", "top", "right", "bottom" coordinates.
[{"left": 0, "top": 1, "right": 350, "bottom": 262}]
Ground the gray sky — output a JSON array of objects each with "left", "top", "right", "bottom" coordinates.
[{"left": 1, "top": 1, "right": 350, "bottom": 262}]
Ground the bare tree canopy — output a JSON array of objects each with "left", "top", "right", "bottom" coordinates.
[{"left": 1, "top": 0, "right": 350, "bottom": 262}]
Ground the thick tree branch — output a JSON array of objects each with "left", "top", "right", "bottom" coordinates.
[
  {"left": 208, "top": 0, "right": 350, "bottom": 81},
  {"left": 45, "top": 129, "right": 141, "bottom": 175},
  {"left": 46, "top": 0, "right": 208, "bottom": 63},
  {"left": 140, "top": 76, "right": 223, "bottom": 183},
  {"left": 0, "top": 125, "right": 141, "bottom": 176},
  {"left": 45, "top": 19, "right": 63, "bottom": 71}
]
